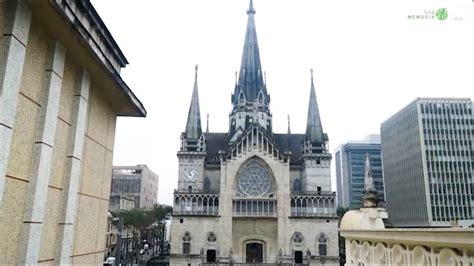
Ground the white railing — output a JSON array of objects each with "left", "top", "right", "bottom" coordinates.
[
  {"left": 290, "top": 192, "right": 336, "bottom": 217},
  {"left": 232, "top": 199, "right": 277, "bottom": 217},
  {"left": 173, "top": 191, "right": 219, "bottom": 216}
]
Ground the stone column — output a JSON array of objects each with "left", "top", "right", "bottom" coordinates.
[
  {"left": 0, "top": 0, "right": 31, "bottom": 205},
  {"left": 55, "top": 70, "right": 90, "bottom": 264},
  {"left": 17, "top": 41, "right": 66, "bottom": 264}
]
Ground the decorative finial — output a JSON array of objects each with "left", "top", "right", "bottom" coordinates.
[
  {"left": 195, "top": 64, "right": 199, "bottom": 80},
  {"left": 206, "top": 113, "right": 209, "bottom": 133},
  {"left": 310, "top": 68, "right": 314, "bottom": 82},
  {"left": 247, "top": 0, "right": 255, "bottom": 15},
  {"left": 362, "top": 153, "right": 379, "bottom": 207},
  {"left": 235, "top": 71, "right": 238, "bottom": 86},
  {"left": 287, "top": 115, "right": 291, "bottom": 134},
  {"left": 264, "top": 71, "right": 267, "bottom": 85}
]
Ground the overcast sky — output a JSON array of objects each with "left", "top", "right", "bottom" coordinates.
[{"left": 91, "top": 0, "right": 474, "bottom": 205}]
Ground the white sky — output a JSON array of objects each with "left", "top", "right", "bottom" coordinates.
[{"left": 91, "top": 0, "right": 474, "bottom": 205}]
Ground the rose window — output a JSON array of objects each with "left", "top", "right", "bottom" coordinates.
[{"left": 237, "top": 160, "right": 272, "bottom": 196}]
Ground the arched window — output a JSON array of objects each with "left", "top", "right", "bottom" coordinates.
[
  {"left": 318, "top": 234, "right": 328, "bottom": 256},
  {"left": 293, "top": 179, "right": 301, "bottom": 192},
  {"left": 204, "top": 177, "right": 211, "bottom": 192},
  {"left": 182, "top": 232, "right": 191, "bottom": 254},
  {"left": 237, "top": 160, "right": 273, "bottom": 196}
]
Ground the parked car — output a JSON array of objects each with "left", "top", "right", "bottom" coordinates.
[{"left": 103, "top": 257, "right": 115, "bottom": 265}]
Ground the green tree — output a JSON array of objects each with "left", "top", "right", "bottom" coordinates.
[{"left": 118, "top": 204, "right": 172, "bottom": 262}]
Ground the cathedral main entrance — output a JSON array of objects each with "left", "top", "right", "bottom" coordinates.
[{"left": 245, "top": 243, "right": 263, "bottom": 263}]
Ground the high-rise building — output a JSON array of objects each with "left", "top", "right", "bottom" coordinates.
[
  {"left": 111, "top": 165, "right": 159, "bottom": 209},
  {"left": 0, "top": 1, "right": 145, "bottom": 264},
  {"left": 170, "top": 1, "right": 339, "bottom": 265},
  {"left": 335, "top": 135, "right": 384, "bottom": 208},
  {"left": 381, "top": 98, "right": 474, "bottom": 227}
]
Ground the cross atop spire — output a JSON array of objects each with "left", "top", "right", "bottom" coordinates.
[
  {"left": 305, "top": 68, "right": 324, "bottom": 141},
  {"left": 184, "top": 64, "right": 202, "bottom": 140}
]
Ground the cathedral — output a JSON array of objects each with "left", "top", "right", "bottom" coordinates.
[{"left": 170, "top": 1, "right": 339, "bottom": 265}]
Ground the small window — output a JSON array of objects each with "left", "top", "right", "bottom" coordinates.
[
  {"left": 188, "top": 186, "right": 192, "bottom": 193},
  {"left": 293, "top": 179, "right": 301, "bottom": 192},
  {"left": 317, "top": 187, "right": 321, "bottom": 193},
  {"left": 180, "top": 219, "right": 184, "bottom": 224},
  {"left": 318, "top": 234, "right": 328, "bottom": 256},
  {"left": 183, "top": 232, "right": 191, "bottom": 254}
]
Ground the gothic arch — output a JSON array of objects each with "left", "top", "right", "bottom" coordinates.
[
  {"left": 293, "top": 178, "right": 301, "bottom": 192},
  {"left": 235, "top": 156, "right": 276, "bottom": 197}
]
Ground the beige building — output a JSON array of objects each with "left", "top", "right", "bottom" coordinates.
[
  {"left": 170, "top": 1, "right": 338, "bottom": 265},
  {"left": 0, "top": 0, "right": 145, "bottom": 264}
]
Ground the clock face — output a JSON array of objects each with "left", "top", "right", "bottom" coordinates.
[{"left": 184, "top": 168, "right": 198, "bottom": 182}]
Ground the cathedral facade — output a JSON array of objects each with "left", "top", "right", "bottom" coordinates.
[{"left": 170, "top": 1, "right": 339, "bottom": 265}]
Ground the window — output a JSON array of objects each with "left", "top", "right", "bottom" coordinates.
[
  {"left": 183, "top": 232, "right": 191, "bottom": 254},
  {"left": 318, "top": 234, "right": 328, "bottom": 256},
  {"left": 293, "top": 179, "right": 301, "bottom": 192},
  {"left": 204, "top": 177, "right": 211, "bottom": 192},
  {"left": 292, "top": 232, "right": 304, "bottom": 244},
  {"left": 237, "top": 160, "right": 272, "bottom": 196}
]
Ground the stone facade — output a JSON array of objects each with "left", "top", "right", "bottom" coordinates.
[
  {"left": 170, "top": 1, "right": 338, "bottom": 265},
  {"left": 0, "top": 1, "right": 145, "bottom": 264}
]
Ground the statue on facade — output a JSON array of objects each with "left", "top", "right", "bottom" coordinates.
[{"left": 362, "top": 154, "right": 379, "bottom": 207}]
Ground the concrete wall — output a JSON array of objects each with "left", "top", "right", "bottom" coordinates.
[{"left": 0, "top": 1, "right": 140, "bottom": 264}]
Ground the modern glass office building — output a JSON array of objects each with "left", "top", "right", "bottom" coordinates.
[
  {"left": 381, "top": 98, "right": 474, "bottom": 227},
  {"left": 335, "top": 135, "right": 384, "bottom": 208}
]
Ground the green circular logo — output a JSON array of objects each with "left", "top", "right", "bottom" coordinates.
[{"left": 436, "top": 8, "right": 448, "bottom": 21}]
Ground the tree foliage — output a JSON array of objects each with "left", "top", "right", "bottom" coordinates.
[{"left": 118, "top": 204, "right": 172, "bottom": 230}]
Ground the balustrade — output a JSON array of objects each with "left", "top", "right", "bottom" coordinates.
[
  {"left": 232, "top": 199, "right": 277, "bottom": 217},
  {"left": 290, "top": 192, "right": 336, "bottom": 217},
  {"left": 173, "top": 191, "right": 219, "bottom": 216}
]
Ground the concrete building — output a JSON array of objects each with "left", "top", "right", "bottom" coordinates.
[
  {"left": 335, "top": 135, "right": 384, "bottom": 208},
  {"left": 109, "top": 194, "right": 136, "bottom": 213},
  {"left": 170, "top": 1, "right": 339, "bottom": 265},
  {"left": 111, "top": 165, "right": 159, "bottom": 209},
  {"left": 381, "top": 98, "right": 474, "bottom": 227},
  {"left": 0, "top": 0, "right": 145, "bottom": 264}
]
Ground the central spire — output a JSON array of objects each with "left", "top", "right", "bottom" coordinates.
[{"left": 233, "top": 0, "right": 268, "bottom": 107}]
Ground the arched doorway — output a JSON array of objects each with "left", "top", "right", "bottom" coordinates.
[{"left": 246, "top": 242, "right": 263, "bottom": 263}]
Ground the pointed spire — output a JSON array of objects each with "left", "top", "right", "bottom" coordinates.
[
  {"left": 305, "top": 68, "right": 324, "bottom": 141},
  {"left": 247, "top": 0, "right": 256, "bottom": 15},
  {"left": 364, "top": 154, "right": 376, "bottom": 192},
  {"left": 287, "top": 115, "right": 291, "bottom": 134},
  {"left": 184, "top": 65, "right": 202, "bottom": 140},
  {"left": 233, "top": 0, "right": 267, "bottom": 106},
  {"left": 206, "top": 113, "right": 209, "bottom": 134}
]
